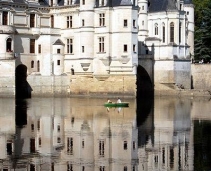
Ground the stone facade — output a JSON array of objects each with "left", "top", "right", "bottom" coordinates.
[{"left": 0, "top": 0, "right": 195, "bottom": 97}]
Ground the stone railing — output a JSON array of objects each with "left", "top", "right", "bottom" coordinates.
[
  {"left": 0, "top": 25, "right": 15, "bottom": 34},
  {"left": 0, "top": 52, "right": 15, "bottom": 59}
]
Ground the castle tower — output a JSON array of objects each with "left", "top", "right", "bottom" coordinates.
[
  {"left": 184, "top": 0, "right": 194, "bottom": 56},
  {"left": 79, "top": 0, "right": 95, "bottom": 73},
  {"left": 138, "top": 0, "right": 148, "bottom": 55},
  {"left": 138, "top": 0, "right": 148, "bottom": 41}
]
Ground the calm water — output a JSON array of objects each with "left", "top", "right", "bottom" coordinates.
[{"left": 0, "top": 96, "right": 211, "bottom": 171}]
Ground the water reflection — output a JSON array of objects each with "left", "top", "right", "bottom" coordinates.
[{"left": 0, "top": 97, "right": 211, "bottom": 170}]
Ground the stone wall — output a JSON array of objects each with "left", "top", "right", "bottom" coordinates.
[
  {"left": 69, "top": 75, "right": 137, "bottom": 97},
  {"left": 191, "top": 64, "right": 211, "bottom": 90},
  {"left": 26, "top": 75, "right": 136, "bottom": 97},
  {"left": 27, "top": 75, "right": 70, "bottom": 97}
]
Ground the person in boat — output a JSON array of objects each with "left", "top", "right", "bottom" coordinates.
[
  {"left": 107, "top": 99, "right": 112, "bottom": 103},
  {"left": 117, "top": 97, "right": 121, "bottom": 103}
]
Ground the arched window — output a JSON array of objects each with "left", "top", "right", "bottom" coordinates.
[
  {"left": 37, "top": 60, "right": 40, "bottom": 72},
  {"left": 162, "top": 23, "right": 165, "bottom": 43},
  {"left": 155, "top": 23, "right": 158, "bottom": 35},
  {"left": 31, "top": 61, "right": 34, "bottom": 68},
  {"left": 6, "top": 38, "right": 12, "bottom": 52},
  {"left": 170, "top": 22, "right": 174, "bottom": 43}
]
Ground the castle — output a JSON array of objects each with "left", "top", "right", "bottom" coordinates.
[{"left": 0, "top": 0, "right": 194, "bottom": 97}]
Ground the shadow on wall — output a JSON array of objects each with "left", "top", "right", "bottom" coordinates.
[{"left": 15, "top": 64, "right": 33, "bottom": 99}]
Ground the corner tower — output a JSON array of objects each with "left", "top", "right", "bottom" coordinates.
[
  {"left": 184, "top": 0, "right": 194, "bottom": 56},
  {"left": 138, "top": 0, "right": 148, "bottom": 41}
]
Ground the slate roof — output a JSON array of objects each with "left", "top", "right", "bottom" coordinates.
[
  {"left": 112, "top": 0, "right": 133, "bottom": 6},
  {"left": 184, "top": 0, "right": 193, "bottom": 4},
  {"left": 53, "top": 39, "right": 65, "bottom": 45},
  {"left": 148, "top": 0, "right": 178, "bottom": 13}
]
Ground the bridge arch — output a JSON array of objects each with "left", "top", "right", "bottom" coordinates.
[{"left": 15, "top": 64, "right": 32, "bottom": 99}]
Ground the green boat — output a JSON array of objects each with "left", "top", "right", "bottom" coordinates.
[{"left": 104, "top": 102, "right": 129, "bottom": 108}]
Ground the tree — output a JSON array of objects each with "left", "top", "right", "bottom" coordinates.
[{"left": 193, "top": 0, "right": 211, "bottom": 62}]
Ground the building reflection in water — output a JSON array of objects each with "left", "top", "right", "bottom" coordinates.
[{"left": 0, "top": 97, "right": 209, "bottom": 170}]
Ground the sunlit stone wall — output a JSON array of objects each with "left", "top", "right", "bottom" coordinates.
[
  {"left": 191, "top": 64, "right": 211, "bottom": 90},
  {"left": 68, "top": 75, "right": 137, "bottom": 97}
]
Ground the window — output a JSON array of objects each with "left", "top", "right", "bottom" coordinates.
[
  {"left": 170, "top": 147, "right": 174, "bottom": 168},
  {"left": 142, "top": 6, "right": 144, "bottom": 10},
  {"left": 133, "top": 141, "right": 135, "bottom": 150},
  {"left": 31, "top": 124, "right": 34, "bottom": 131},
  {"left": 99, "top": 37, "right": 105, "bottom": 52},
  {"left": 162, "top": 148, "right": 165, "bottom": 164},
  {"left": 51, "top": 15, "right": 54, "bottom": 28},
  {"left": 30, "top": 39, "right": 35, "bottom": 53},
  {"left": 155, "top": 23, "right": 158, "bottom": 35},
  {"left": 133, "top": 44, "right": 136, "bottom": 53},
  {"left": 187, "top": 11, "right": 189, "bottom": 15},
  {"left": 82, "top": 46, "right": 84, "bottom": 53},
  {"left": 100, "top": 0, "right": 105, "bottom": 6},
  {"left": 124, "top": 19, "right": 127, "bottom": 27},
  {"left": 31, "top": 61, "right": 34, "bottom": 68},
  {"left": 67, "top": 137, "right": 73, "bottom": 154},
  {"left": 57, "top": 125, "right": 60, "bottom": 132},
  {"left": 57, "top": 49, "right": 60, "bottom": 54},
  {"left": 67, "top": 163, "right": 73, "bottom": 171},
  {"left": 142, "top": 21, "right": 144, "bottom": 26},
  {"left": 37, "top": 120, "right": 40, "bottom": 131},
  {"left": 67, "top": 0, "right": 72, "bottom": 5},
  {"left": 100, "top": 166, "right": 105, "bottom": 171},
  {"left": 82, "top": 140, "right": 84, "bottom": 148},
  {"left": 123, "top": 141, "right": 127, "bottom": 150},
  {"left": 30, "top": 14, "right": 35, "bottom": 28},
  {"left": 170, "top": 22, "right": 174, "bottom": 43},
  {"left": 57, "top": 60, "right": 60, "bottom": 65},
  {"left": 38, "top": 44, "right": 41, "bottom": 53},
  {"left": 67, "top": 16, "right": 72, "bottom": 28},
  {"left": 99, "top": 13, "right": 105, "bottom": 26},
  {"left": 123, "top": 45, "right": 127, "bottom": 52},
  {"left": 37, "top": 60, "right": 40, "bottom": 72},
  {"left": 3, "top": 11, "right": 8, "bottom": 25},
  {"left": 6, "top": 38, "right": 12, "bottom": 52},
  {"left": 162, "top": 24, "right": 165, "bottom": 43},
  {"left": 82, "top": 0, "right": 85, "bottom": 5},
  {"left": 82, "top": 19, "right": 85, "bottom": 26},
  {"left": 124, "top": 166, "right": 127, "bottom": 171},
  {"left": 99, "top": 140, "right": 105, "bottom": 156},
  {"left": 179, "top": 22, "right": 181, "bottom": 43},
  {"left": 133, "top": 20, "right": 136, "bottom": 28},
  {"left": 67, "top": 39, "right": 73, "bottom": 54},
  {"left": 57, "top": 137, "right": 61, "bottom": 143},
  {"left": 39, "top": 137, "right": 41, "bottom": 146}
]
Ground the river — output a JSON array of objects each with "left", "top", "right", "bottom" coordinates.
[{"left": 0, "top": 96, "right": 210, "bottom": 171}]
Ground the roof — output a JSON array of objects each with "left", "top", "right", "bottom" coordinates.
[
  {"left": 53, "top": 39, "right": 65, "bottom": 45},
  {"left": 95, "top": 0, "right": 133, "bottom": 7},
  {"left": 184, "top": 0, "right": 193, "bottom": 4},
  {"left": 148, "top": 0, "right": 178, "bottom": 13}
]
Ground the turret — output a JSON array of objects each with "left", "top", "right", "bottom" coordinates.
[
  {"left": 138, "top": 0, "right": 148, "bottom": 41},
  {"left": 184, "top": 0, "right": 194, "bottom": 56}
]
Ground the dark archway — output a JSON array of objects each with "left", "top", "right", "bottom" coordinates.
[
  {"left": 136, "top": 65, "right": 154, "bottom": 147},
  {"left": 15, "top": 64, "right": 32, "bottom": 99}
]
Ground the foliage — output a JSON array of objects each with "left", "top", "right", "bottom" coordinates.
[{"left": 193, "top": 0, "right": 211, "bottom": 61}]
